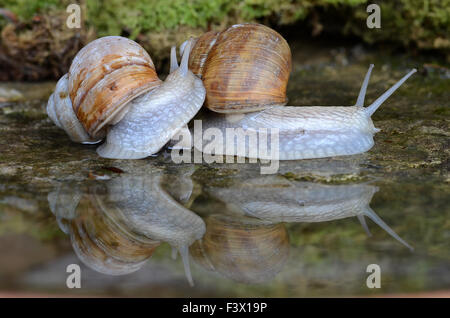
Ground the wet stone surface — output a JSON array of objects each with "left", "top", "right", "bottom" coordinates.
[{"left": 0, "top": 48, "right": 449, "bottom": 297}]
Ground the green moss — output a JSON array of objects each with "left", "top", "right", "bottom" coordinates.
[
  {"left": 282, "top": 172, "right": 369, "bottom": 184},
  {"left": 0, "top": 0, "right": 62, "bottom": 20},
  {"left": 345, "top": 0, "right": 450, "bottom": 50},
  {"left": 86, "top": 0, "right": 232, "bottom": 37},
  {"left": 84, "top": 0, "right": 367, "bottom": 38}
]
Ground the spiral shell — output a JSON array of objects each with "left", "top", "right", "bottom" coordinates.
[
  {"left": 187, "top": 31, "right": 219, "bottom": 77},
  {"left": 68, "top": 36, "right": 162, "bottom": 138},
  {"left": 188, "top": 24, "right": 292, "bottom": 113}
]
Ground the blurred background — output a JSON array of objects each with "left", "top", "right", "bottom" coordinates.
[{"left": 0, "top": 0, "right": 449, "bottom": 80}]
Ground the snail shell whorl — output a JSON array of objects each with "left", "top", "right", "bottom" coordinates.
[
  {"left": 189, "top": 24, "right": 292, "bottom": 113},
  {"left": 47, "top": 74, "right": 96, "bottom": 143},
  {"left": 188, "top": 31, "right": 219, "bottom": 77},
  {"left": 68, "top": 36, "right": 162, "bottom": 138}
]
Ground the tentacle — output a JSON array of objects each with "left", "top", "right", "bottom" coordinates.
[
  {"left": 364, "top": 206, "right": 413, "bottom": 251},
  {"left": 170, "top": 46, "right": 179, "bottom": 73},
  {"left": 178, "top": 244, "right": 194, "bottom": 286},
  {"left": 355, "top": 64, "right": 374, "bottom": 107},
  {"left": 179, "top": 38, "right": 193, "bottom": 76},
  {"left": 179, "top": 40, "right": 188, "bottom": 57},
  {"left": 365, "top": 69, "right": 417, "bottom": 116}
]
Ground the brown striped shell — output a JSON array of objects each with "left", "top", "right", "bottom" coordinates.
[
  {"left": 68, "top": 36, "right": 162, "bottom": 138},
  {"left": 188, "top": 31, "right": 219, "bottom": 77},
  {"left": 188, "top": 24, "right": 292, "bottom": 113}
]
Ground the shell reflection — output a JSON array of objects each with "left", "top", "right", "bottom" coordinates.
[
  {"left": 69, "top": 192, "right": 160, "bottom": 276},
  {"left": 191, "top": 214, "right": 289, "bottom": 284}
]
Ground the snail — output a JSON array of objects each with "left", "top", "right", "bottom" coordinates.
[
  {"left": 106, "top": 173, "right": 206, "bottom": 286},
  {"left": 48, "top": 170, "right": 205, "bottom": 285},
  {"left": 203, "top": 176, "right": 412, "bottom": 250},
  {"left": 190, "top": 214, "right": 289, "bottom": 284},
  {"left": 180, "top": 23, "right": 417, "bottom": 160},
  {"left": 47, "top": 36, "right": 206, "bottom": 159}
]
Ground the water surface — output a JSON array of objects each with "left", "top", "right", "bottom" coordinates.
[{"left": 0, "top": 53, "right": 448, "bottom": 297}]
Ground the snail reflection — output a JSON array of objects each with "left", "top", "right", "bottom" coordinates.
[
  {"left": 190, "top": 177, "right": 411, "bottom": 284},
  {"left": 48, "top": 169, "right": 204, "bottom": 286},
  {"left": 49, "top": 170, "right": 411, "bottom": 287}
]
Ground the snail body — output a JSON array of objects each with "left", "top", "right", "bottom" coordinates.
[
  {"left": 194, "top": 105, "right": 378, "bottom": 160},
  {"left": 47, "top": 36, "right": 205, "bottom": 159},
  {"left": 109, "top": 174, "right": 206, "bottom": 285},
  {"left": 191, "top": 60, "right": 416, "bottom": 160},
  {"left": 182, "top": 24, "right": 416, "bottom": 160}
]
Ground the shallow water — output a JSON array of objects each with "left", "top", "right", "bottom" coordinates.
[{"left": 0, "top": 49, "right": 449, "bottom": 297}]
